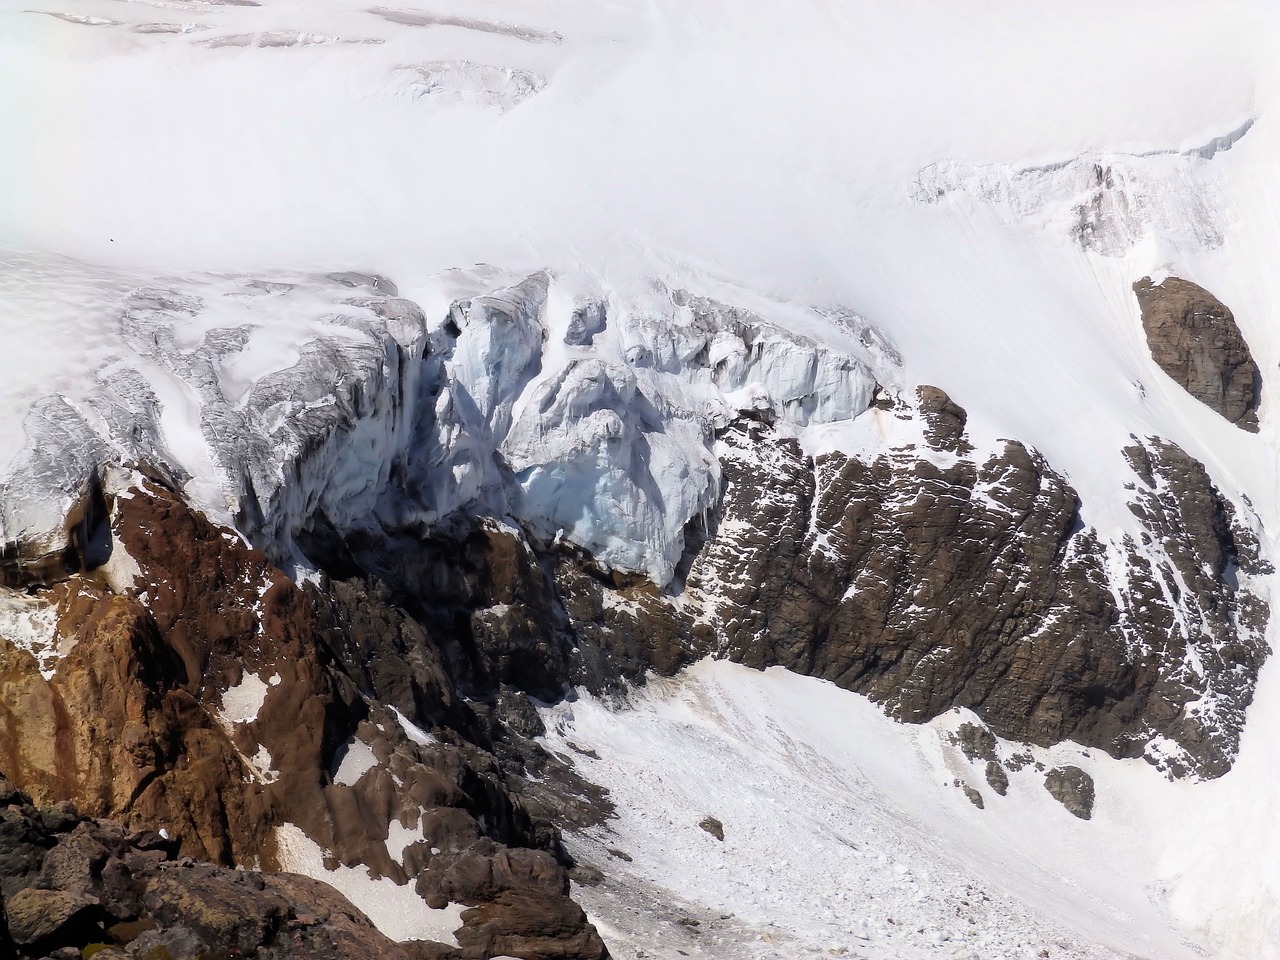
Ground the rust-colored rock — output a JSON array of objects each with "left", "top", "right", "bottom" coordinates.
[{"left": 0, "top": 479, "right": 609, "bottom": 959}]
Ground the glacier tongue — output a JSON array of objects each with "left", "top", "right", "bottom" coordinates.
[{"left": 0, "top": 256, "right": 890, "bottom": 587}]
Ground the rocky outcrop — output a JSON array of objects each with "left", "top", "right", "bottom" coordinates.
[
  {"left": 1043, "top": 766, "right": 1095, "bottom": 820},
  {"left": 0, "top": 772, "right": 428, "bottom": 960},
  {"left": 1133, "top": 276, "right": 1262, "bottom": 431},
  {"left": 0, "top": 476, "right": 608, "bottom": 959},
  {"left": 289, "top": 387, "right": 1269, "bottom": 781},
  {"left": 0, "top": 258, "right": 1274, "bottom": 960},
  {"left": 679, "top": 392, "right": 1267, "bottom": 777}
]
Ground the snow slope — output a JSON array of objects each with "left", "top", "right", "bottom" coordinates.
[
  {"left": 542, "top": 656, "right": 1280, "bottom": 959},
  {"left": 541, "top": 661, "right": 1200, "bottom": 960},
  {"left": 5, "top": 0, "right": 1280, "bottom": 955}
]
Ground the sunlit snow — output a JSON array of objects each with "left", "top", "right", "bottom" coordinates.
[{"left": 4, "top": 0, "right": 1280, "bottom": 957}]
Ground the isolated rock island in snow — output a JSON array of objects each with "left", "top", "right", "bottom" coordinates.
[{"left": 1133, "top": 276, "right": 1262, "bottom": 431}]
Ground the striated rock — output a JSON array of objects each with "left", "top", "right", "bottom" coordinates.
[
  {"left": 1133, "top": 276, "right": 1261, "bottom": 431},
  {"left": 455, "top": 890, "right": 609, "bottom": 960},
  {"left": 916, "top": 385, "right": 973, "bottom": 454},
  {"left": 1043, "top": 767, "right": 1095, "bottom": 820}
]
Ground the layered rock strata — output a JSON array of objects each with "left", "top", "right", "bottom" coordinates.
[{"left": 1133, "top": 276, "right": 1262, "bottom": 431}]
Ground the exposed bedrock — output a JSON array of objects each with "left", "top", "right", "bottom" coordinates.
[
  {"left": 0, "top": 773, "right": 426, "bottom": 960},
  {"left": 1133, "top": 276, "right": 1262, "bottom": 431},
  {"left": 298, "top": 386, "right": 1268, "bottom": 779},
  {"left": 0, "top": 476, "right": 608, "bottom": 959},
  {"left": 0, "top": 264, "right": 1272, "bottom": 960}
]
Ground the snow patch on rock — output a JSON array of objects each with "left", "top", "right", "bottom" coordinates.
[
  {"left": 332, "top": 736, "right": 378, "bottom": 787},
  {"left": 0, "top": 593, "right": 65, "bottom": 680},
  {"left": 274, "top": 822, "right": 465, "bottom": 945},
  {"left": 220, "top": 671, "right": 269, "bottom": 725}
]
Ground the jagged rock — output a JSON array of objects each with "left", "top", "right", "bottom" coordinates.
[
  {"left": 916, "top": 385, "right": 973, "bottom": 454},
  {"left": 950, "top": 723, "right": 1011, "bottom": 796},
  {"left": 1043, "top": 767, "right": 1095, "bottom": 820},
  {"left": 1133, "top": 276, "right": 1261, "bottom": 431},
  {"left": 0, "top": 481, "right": 609, "bottom": 959},
  {"left": 301, "top": 384, "right": 1267, "bottom": 782},
  {"left": 0, "top": 777, "right": 426, "bottom": 959},
  {"left": 961, "top": 785, "right": 984, "bottom": 809},
  {"left": 953, "top": 723, "right": 998, "bottom": 764},
  {"left": 674, "top": 393, "right": 1268, "bottom": 778}
]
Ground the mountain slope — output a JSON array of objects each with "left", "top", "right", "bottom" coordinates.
[{"left": 3, "top": 1, "right": 1280, "bottom": 958}]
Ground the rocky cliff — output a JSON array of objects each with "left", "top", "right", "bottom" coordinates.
[
  {"left": 0, "top": 263, "right": 1271, "bottom": 958},
  {"left": 0, "top": 472, "right": 607, "bottom": 959}
]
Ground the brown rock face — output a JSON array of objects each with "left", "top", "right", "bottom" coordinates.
[
  {"left": 0, "top": 478, "right": 609, "bottom": 959},
  {"left": 681, "top": 396, "right": 1267, "bottom": 777},
  {"left": 1133, "top": 276, "right": 1262, "bottom": 431}
]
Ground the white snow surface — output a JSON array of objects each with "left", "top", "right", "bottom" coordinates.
[
  {"left": 540, "top": 660, "right": 1266, "bottom": 959},
  {"left": 332, "top": 736, "right": 379, "bottom": 787},
  {"left": 4, "top": 0, "right": 1280, "bottom": 955},
  {"left": 274, "top": 822, "right": 465, "bottom": 945}
]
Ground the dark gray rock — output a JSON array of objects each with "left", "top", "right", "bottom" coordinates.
[
  {"left": 1044, "top": 766, "right": 1095, "bottom": 820},
  {"left": 1133, "top": 276, "right": 1261, "bottom": 431},
  {"left": 681, "top": 392, "right": 1267, "bottom": 779},
  {"left": 954, "top": 723, "right": 998, "bottom": 764},
  {"left": 984, "top": 762, "right": 1009, "bottom": 797}
]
